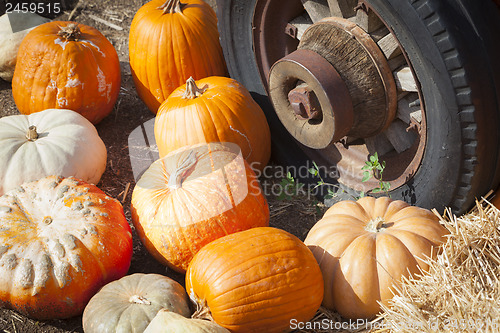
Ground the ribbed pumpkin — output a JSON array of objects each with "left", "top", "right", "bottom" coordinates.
[
  {"left": 0, "top": 176, "right": 133, "bottom": 320},
  {"left": 185, "top": 227, "right": 324, "bottom": 333},
  {"left": 154, "top": 76, "right": 271, "bottom": 172},
  {"left": 12, "top": 21, "right": 121, "bottom": 124},
  {"left": 131, "top": 142, "right": 269, "bottom": 273},
  {"left": 129, "top": 0, "right": 227, "bottom": 113},
  {"left": 83, "top": 273, "right": 191, "bottom": 333},
  {"left": 304, "top": 196, "right": 449, "bottom": 319}
]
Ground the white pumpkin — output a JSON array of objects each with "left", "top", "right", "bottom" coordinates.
[
  {"left": 0, "top": 12, "right": 50, "bottom": 81},
  {"left": 0, "top": 108, "right": 107, "bottom": 195},
  {"left": 145, "top": 310, "right": 231, "bottom": 333}
]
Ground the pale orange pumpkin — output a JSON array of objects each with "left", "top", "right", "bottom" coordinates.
[
  {"left": 304, "top": 196, "right": 449, "bottom": 319},
  {"left": 12, "top": 21, "right": 121, "bottom": 124},
  {"left": 0, "top": 176, "right": 133, "bottom": 320},
  {"left": 185, "top": 227, "right": 324, "bottom": 333},
  {"left": 154, "top": 76, "right": 271, "bottom": 172},
  {"left": 129, "top": 0, "right": 227, "bottom": 113},
  {"left": 131, "top": 142, "right": 269, "bottom": 273}
]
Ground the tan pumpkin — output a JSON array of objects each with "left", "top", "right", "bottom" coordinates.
[
  {"left": 129, "top": 0, "right": 227, "bottom": 113},
  {"left": 12, "top": 21, "right": 121, "bottom": 124},
  {"left": 145, "top": 310, "right": 230, "bottom": 333},
  {"left": 304, "top": 196, "right": 449, "bottom": 319},
  {"left": 0, "top": 176, "right": 133, "bottom": 320},
  {"left": 83, "top": 273, "right": 191, "bottom": 333},
  {"left": 185, "top": 227, "right": 324, "bottom": 333},
  {"left": 154, "top": 76, "right": 271, "bottom": 172},
  {"left": 131, "top": 142, "right": 269, "bottom": 272}
]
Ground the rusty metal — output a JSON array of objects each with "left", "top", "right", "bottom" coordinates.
[
  {"left": 287, "top": 86, "right": 321, "bottom": 120},
  {"left": 268, "top": 48, "right": 354, "bottom": 149},
  {"left": 284, "top": 23, "right": 298, "bottom": 39}
]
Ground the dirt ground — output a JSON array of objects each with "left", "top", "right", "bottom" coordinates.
[{"left": 0, "top": 1, "right": 325, "bottom": 332}]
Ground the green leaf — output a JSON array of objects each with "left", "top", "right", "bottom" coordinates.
[
  {"left": 308, "top": 168, "right": 317, "bottom": 176},
  {"left": 372, "top": 187, "right": 383, "bottom": 193},
  {"left": 359, "top": 191, "right": 365, "bottom": 198},
  {"left": 361, "top": 171, "right": 371, "bottom": 182}
]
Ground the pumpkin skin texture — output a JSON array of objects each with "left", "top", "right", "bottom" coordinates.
[
  {"left": 154, "top": 76, "right": 271, "bottom": 172},
  {"left": 0, "top": 109, "right": 107, "bottom": 196},
  {"left": 12, "top": 21, "right": 121, "bottom": 124},
  {"left": 129, "top": 0, "right": 227, "bottom": 114},
  {"left": 145, "top": 310, "right": 230, "bottom": 333},
  {"left": 83, "top": 273, "right": 191, "bottom": 333},
  {"left": 0, "top": 12, "right": 50, "bottom": 81},
  {"left": 185, "top": 227, "right": 324, "bottom": 333},
  {"left": 304, "top": 196, "right": 449, "bottom": 319},
  {"left": 131, "top": 142, "right": 269, "bottom": 273},
  {"left": 0, "top": 176, "right": 133, "bottom": 320}
]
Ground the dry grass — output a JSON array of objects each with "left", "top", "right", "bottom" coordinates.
[{"left": 378, "top": 200, "right": 500, "bottom": 332}]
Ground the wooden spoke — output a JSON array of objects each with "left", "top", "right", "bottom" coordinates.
[
  {"left": 384, "top": 119, "right": 418, "bottom": 153},
  {"left": 393, "top": 66, "right": 418, "bottom": 92},
  {"left": 397, "top": 94, "right": 421, "bottom": 123},
  {"left": 388, "top": 54, "right": 407, "bottom": 71},
  {"left": 301, "top": 0, "right": 331, "bottom": 23},
  {"left": 377, "top": 33, "right": 402, "bottom": 59},
  {"left": 365, "top": 133, "right": 394, "bottom": 157},
  {"left": 350, "top": 6, "right": 384, "bottom": 33},
  {"left": 327, "top": 0, "right": 357, "bottom": 19},
  {"left": 289, "top": 13, "right": 313, "bottom": 40}
]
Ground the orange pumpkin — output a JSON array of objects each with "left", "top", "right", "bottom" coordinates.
[
  {"left": 129, "top": 0, "right": 227, "bottom": 113},
  {"left": 131, "top": 142, "right": 269, "bottom": 273},
  {"left": 12, "top": 21, "right": 121, "bottom": 124},
  {"left": 154, "top": 76, "right": 271, "bottom": 172},
  {"left": 304, "top": 196, "right": 449, "bottom": 319},
  {"left": 0, "top": 176, "right": 133, "bottom": 320},
  {"left": 185, "top": 227, "right": 324, "bottom": 333}
]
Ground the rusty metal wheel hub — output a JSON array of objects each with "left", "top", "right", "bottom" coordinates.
[{"left": 268, "top": 17, "right": 398, "bottom": 149}]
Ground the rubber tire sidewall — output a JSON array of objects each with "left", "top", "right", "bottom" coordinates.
[{"left": 217, "top": 0, "right": 500, "bottom": 214}]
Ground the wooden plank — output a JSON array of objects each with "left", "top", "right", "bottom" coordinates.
[
  {"left": 397, "top": 95, "right": 421, "bottom": 123},
  {"left": 384, "top": 120, "right": 417, "bottom": 153},
  {"left": 289, "top": 13, "right": 313, "bottom": 40},
  {"left": 377, "top": 33, "right": 402, "bottom": 59},
  {"left": 393, "top": 66, "right": 418, "bottom": 92},
  {"left": 327, "top": 0, "right": 357, "bottom": 18},
  {"left": 301, "top": 0, "right": 331, "bottom": 23},
  {"left": 350, "top": 8, "right": 384, "bottom": 33},
  {"left": 365, "top": 133, "right": 394, "bottom": 157}
]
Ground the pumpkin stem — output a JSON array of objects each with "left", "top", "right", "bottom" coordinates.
[
  {"left": 365, "top": 216, "right": 386, "bottom": 233},
  {"left": 191, "top": 298, "right": 214, "bottom": 321},
  {"left": 182, "top": 77, "right": 208, "bottom": 99},
  {"left": 168, "top": 150, "right": 199, "bottom": 190},
  {"left": 128, "top": 295, "right": 152, "bottom": 305},
  {"left": 26, "top": 126, "right": 39, "bottom": 141},
  {"left": 158, "top": 0, "right": 185, "bottom": 13},
  {"left": 42, "top": 217, "right": 53, "bottom": 225},
  {"left": 57, "top": 23, "right": 81, "bottom": 41}
]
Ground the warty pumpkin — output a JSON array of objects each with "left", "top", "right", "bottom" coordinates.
[
  {"left": 0, "top": 108, "right": 107, "bottom": 196},
  {"left": 131, "top": 142, "right": 269, "bottom": 273},
  {"left": 0, "top": 176, "right": 133, "bottom": 320},
  {"left": 12, "top": 21, "right": 121, "bottom": 124},
  {"left": 185, "top": 227, "right": 324, "bottom": 333},
  {"left": 304, "top": 196, "right": 449, "bottom": 319},
  {"left": 145, "top": 310, "right": 231, "bottom": 333},
  {"left": 154, "top": 76, "right": 271, "bottom": 172},
  {"left": 129, "top": 0, "right": 227, "bottom": 113},
  {"left": 83, "top": 273, "right": 191, "bottom": 333}
]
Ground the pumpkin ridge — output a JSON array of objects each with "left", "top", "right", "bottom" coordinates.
[{"left": 208, "top": 265, "right": 318, "bottom": 311}]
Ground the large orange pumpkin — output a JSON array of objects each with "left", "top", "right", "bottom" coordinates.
[
  {"left": 129, "top": 0, "right": 227, "bottom": 113},
  {"left": 0, "top": 176, "right": 133, "bottom": 320},
  {"left": 11, "top": 21, "right": 121, "bottom": 124},
  {"left": 304, "top": 196, "right": 449, "bottom": 319},
  {"left": 185, "top": 227, "right": 324, "bottom": 333},
  {"left": 154, "top": 76, "right": 271, "bottom": 172},
  {"left": 131, "top": 142, "right": 269, "bottom": 273}
]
